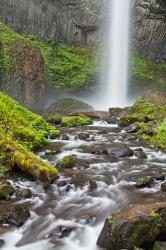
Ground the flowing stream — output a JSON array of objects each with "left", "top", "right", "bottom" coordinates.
[
  {"left": 97, "top": 0, "right": 131, "bottom": 110},
  {"left": 1, "top": 119, "right": 166, "bottom": 249}
]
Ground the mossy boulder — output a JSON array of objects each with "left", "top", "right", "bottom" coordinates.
[
  {"left": 56, "top": 156, "right": 76, "bottom": 170},
  {"left": 19, "top": 189, "right": 32, "bottom": 199},
  {"left": 0, "top": 181, "right": 14, "bottom": 199},
  {"left": 0, "top": 92, "right": 59, "bottom": 183},
  {"left": 47, "top": 98, "right": 93, "bottom": 114},
  {"left": 120, "top": 97, "right": 166, "bottom": 150},
  {"left": 61, "top": 116, "right": 92, "bottom": 127},
  {"left": 97, "top": 199, "right": 166, "bottom": 250},
  {"left": 136, "top": 176, "right": 154, "bottom": 188}
]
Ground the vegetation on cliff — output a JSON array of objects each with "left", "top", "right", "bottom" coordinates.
[
  {"left": 0, "top": 92, "right": 58, "bottom": 183},
  {"left": 0, "top": 22, "right": 25, "bottom": 80},
  {"left": 120, "top": 97, "right": 166, "bottom": 150},
  {"left": 24, "top": 34, "right": 99, "bottom": 88},
  {"left": 131, "top": 50, "right": 166, "bottom": 89}
]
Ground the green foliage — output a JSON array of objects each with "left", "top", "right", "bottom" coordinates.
[
  {"left": 153, "top": 242, "right": 161, "bottom": 250},
  {"left": 121, "top": 98, "right": 166, "bottom": 150},
  {"left": 0, "top": 22, "right": 25, "bottom": 80},
  {"left": 131, "top": 50, "right": 166, "bottom": 87},
  {"left": 0, "top": 91, "right": 59, "bottom": 150},
  {"left": 149, "top": 210, "right": 162, "bottom": 228},
  {"left": 61, "top": 116, "right": 91, "bottom": 127},
  {"left": 0, "top": 92, "right": 58, "bottom": 182},
  {"left": 24, "top": 34, "right": 99, "bottom": 88}
]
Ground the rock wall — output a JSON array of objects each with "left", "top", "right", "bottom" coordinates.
[
  {"left": 134, "top": 0, "right": 166, "bottom": 61},
  {"left": 0, "top": 0, "right": 165, "bottom": 61},
  {"left": 0, "top": 0, "right": 106, "bottom": 45}
]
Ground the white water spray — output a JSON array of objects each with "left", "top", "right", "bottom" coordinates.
[{"left": 97, "top": 0, "right": 131, "bottom": 110}]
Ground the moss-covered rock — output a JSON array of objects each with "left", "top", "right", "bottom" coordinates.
[
  {"left": 19, "top": 189, "right": 32, "bottom": 199},
  {"left": 120, "top": 96, "right": 166, "bottom": 150},
  {"left": 56, "top": 156, "right": 76, "bottom": 170},
  {"left": 136, "top": 176, "right": 154, "bottom": 188},
  {"left": 0, "top": 181, "right": 14, "bottom": 199},
  {"left": 0, "top": 92, "right": 58, "bottom": 183},
  {"left": 61, "top": 116, "right": 92, "bottom": 127},
  {"left": 97, "top": 199, "right": 166, "bottom": 250},
  {"left": 0, "top": 23, "right": 47, "bottom": 108},
  {"left": 47, "top": 98, "right": 93, "bottom": 114}
]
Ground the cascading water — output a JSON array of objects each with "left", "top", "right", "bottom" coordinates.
[{"left": 97, "top": 0, "right": 131, "bottom": 110}]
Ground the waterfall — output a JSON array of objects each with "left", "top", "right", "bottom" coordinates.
[{"left": 97, "top": 0, "right": 131, "bottom": 110}]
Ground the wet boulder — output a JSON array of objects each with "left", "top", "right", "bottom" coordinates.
[
  {"left": 78, "top": 132, "right": 90, "bottom": 140},
  {"left": 47, "top": 224, "right": 80, "bottom": 244},
  {"left": 19, "top": 189, "right": 32, "bottom": 199},
  {"left": 0, "top": 181, "right": 14, "bottom": 199},
  {"left": 161, "top": 183, "right": 166, "bottom": 192},
  {"left": 88, "top": 180, "right": 97, "bottom": 191},
  {"left": 61, "top": 134, "right": 70, "bottom": 140},
  {"left": 134, "top": 148, "right": 147, "bottom": 159},
  {"left": 136, "top": 176, "right": 154, "bottom": 188},
  {"left": 97, "top": 199, "right": 166, "bottom": 250},
  {"left": 104, "top": 143, "right": 134, "bottom": 158},
  {"left": 0, "top": 240, "right": 4, "bottom": 248},
  {"left": 0, "top": 203, "right": 30, "bottom": 230},
  {"left": 56, "top": 156, "right": 76, "bottom": 170}
]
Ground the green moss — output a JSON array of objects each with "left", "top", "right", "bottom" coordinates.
[
  {"left": 24, "top": 34, "right": 99, "bottom": 88},
  {"left": 61, "top": 116, "right": 92, "bottom": 127},
  {"left": 0, "top": 182, "right": 14, "bottom": 199},
  {"left": 131, "top": 50, "right": 166, "bottom": 88},
  {"left": 0, "top": 91, "right": 58, "bottom": 183},
  {"left": 153, "top": 242, "right": 161, "bottom": 250},
  {"left": 149, "top": 210, "right": 162, "bottom": 229},
  {"left": 0, "top": 22, "right": 25, "bottom": 80},
  {"left": 56, "top": 155, "right": 76, "bottom": 170},
  {"left": 121, "top": 98, "right": 166, "bottom": 150},
  {"left": 0, "top": 91, "right": 59, "bottom": 150}
]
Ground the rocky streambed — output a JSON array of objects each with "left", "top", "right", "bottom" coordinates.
[{"left": 0, "top": 114, "right": 166, "bottom": 250}]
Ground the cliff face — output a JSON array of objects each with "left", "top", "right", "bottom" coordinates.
[
  {"left": 0, "top": 23, "right": 46, "bottom": 109},
  {"left": 134, "top": 0, "right": 166, "bottom": 61},
  {"left": 0, "top": 0, "right": 105, "bottom": 45},
  {"left": 0, "top": 0, "right": 165, "bottom": 61}
]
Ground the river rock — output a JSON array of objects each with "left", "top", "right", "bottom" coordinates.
[
  {"left": 78, "top": 132, "right": 90, "bottom": 140},
  {"left": 19, "top": 189, "right": 32, "bottom": 199},
  {"left": 134, "top": 148, "right": 147, "bottom": 159},
  {"left": 104, "top": 143, "right": 134, "bottom": 158},
  {"left": 0, "top": 240, "right": 4, "bottom": 248},
  {"left": 47, "top": 224, "right": 79, "bottom": 244},
  {"left": 61, "top": 134, "right": 70, "bottom": 140},
  {"left": 161, "top": 183, "right": 166, "bottom": 192},
  {"left": 136, "top": 176, "right": 154, "bottom": 188},
  {"left": 88, "top": 180, "right": 97, "bottom": 191},
  {"left": 125, "top": 124, "right": 139, "bottom": 133},
  {"left": 97, "top": 199, "right": 166, "bottom": 250},
  {"left": 0, "top": 181, "right": 14, "bottom": 199},
  {"left": 0, "top": 202, "right": 30, "bottom": 231},
  {"left": 56, "top": 156, "right": 76, "bottom": 170}
]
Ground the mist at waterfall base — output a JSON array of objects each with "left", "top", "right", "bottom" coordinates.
[{"left": 94, "top": 0, "right": 131, "bottom": 111}]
